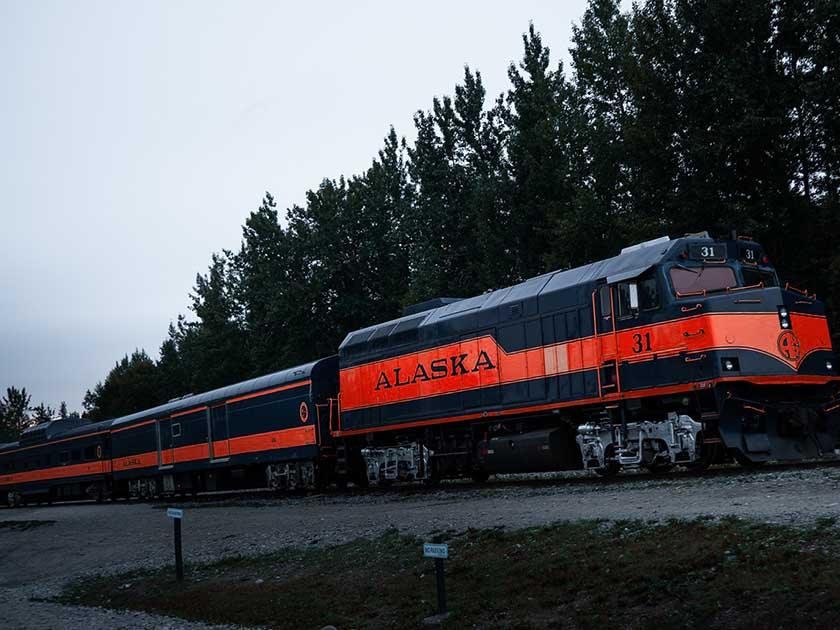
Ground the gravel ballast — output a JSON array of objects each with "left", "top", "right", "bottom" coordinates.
[{"left": 2, "top": 465, "right": 840, "bottom": 628}]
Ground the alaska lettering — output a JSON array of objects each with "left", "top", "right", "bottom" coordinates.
[{"left": 375, "top": 350, "right": 497, "bottom": 390}]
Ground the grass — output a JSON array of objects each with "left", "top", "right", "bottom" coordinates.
[{"left": 59, "top": 517, "right": 840, "bottom": 629}]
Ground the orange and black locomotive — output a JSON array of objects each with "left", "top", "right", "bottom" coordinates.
[{"left": 336, "top": 232, "right": 840, "bottom": 481}]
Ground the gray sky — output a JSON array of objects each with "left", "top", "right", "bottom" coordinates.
[{"left": 0, "top": 0, "right": 603, "bottom": 411}]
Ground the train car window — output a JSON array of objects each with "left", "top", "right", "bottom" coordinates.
[
  {"left": 71, "top": 449, "right": 81, "bottom": 462},
  {"left": 83, "top": 446, "right": 96, "bottom": 460},
  {"left": 171, "top": 423, "right": 182, "bottom": 438},
  {"left": 639, "top": 276, "right": 660, "bottom": 311},
  {"left": 598, "top": 285, "right": 611, "bottom": 318},
  {"left": 60, "top": 451, "right": 70, "bottom": 464},
  {"left": 742, "top": 268, "right": 777, "bottom": 288},
  {"left": 670, "top": 266, "right": 736, "bottom": 295},
  {"left": 617, "top": 283, "right": 634, "bottom": 319}
]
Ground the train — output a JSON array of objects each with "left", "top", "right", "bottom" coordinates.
[{"left": 3, "top": 232, "right": 839, "bottom": 506}]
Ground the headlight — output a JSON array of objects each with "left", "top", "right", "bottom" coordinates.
[
  {"left": 721, "top": 357, "right": 740, "bottom": 372},
  {"left": 778, "top": 306, "right": 792, "bottom": 330},
  {"left": 828, "top": 361, "right": 834, "bottom": 371}
]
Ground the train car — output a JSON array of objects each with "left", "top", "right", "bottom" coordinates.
[
  {"left": 108, "top": 356, "right": 339, "bottom": 498},
  {"left": 0, "top": 418, "right": 112, "bottom": 507},
  {"left": 335, "top": 233, "right": 840, "bottom": 482}
]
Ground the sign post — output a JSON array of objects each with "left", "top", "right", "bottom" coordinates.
[
  {"left": 423, "top": 538, "right": 449, "bottom": 622},
  {"left": 167, "top": 508, "right": 184, "bottom": 581}
]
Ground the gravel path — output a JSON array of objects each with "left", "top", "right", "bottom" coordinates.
[{"left": 3, "top": 466, "right": 840, "bottom": 629}]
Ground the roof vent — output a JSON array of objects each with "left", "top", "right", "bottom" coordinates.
[
  {"left": 402, "top": 297, "right": 464, "bottom": 317},
  {"left": 620, "top": 235, "right": 671, "bottom": 254}
]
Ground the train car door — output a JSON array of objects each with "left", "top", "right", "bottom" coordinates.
[
  {"left": 156, "top": 418, "right": 175, "bottom": 469},
  {"left": 209, "top": 405, "right": 230, "bottom": 460},
  {"left": 595, "top": 284, "right": 621, "bottom": 398}
]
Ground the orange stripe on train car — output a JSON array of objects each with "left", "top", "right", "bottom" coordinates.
[
  {"left": 225, "top": 380, "right": 311, "bottom": 405},
  {"left": 339, "top": 312, "right": 835, "bottom": 412},
  {"left": 109, "top": 425, "right": 318, "bottom": 474},
  {"left": 0, "top": 460, "right": 109, "bottom": 488},
  {"left": 333, "top": 373, "right": 840, "bottom": 437}
]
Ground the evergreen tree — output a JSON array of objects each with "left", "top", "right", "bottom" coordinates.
[
  {"left": 177, "top": 254, "right": 251, "bottom": 393},
  {"left": 505, "top": 23, "right": 577, "bottom": 275},
  {"left": 31, "top": 403, "right": 55, "bottom": 422},
  {"left": 0, "top": 387, "right": 32, "bottom": 442},
  {"left": 83, "top": 350, "right": 162, "bottom": 420}
]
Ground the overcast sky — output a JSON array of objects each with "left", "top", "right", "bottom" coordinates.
[{"left": 1, "top": 0, "right": 614, "bottom": 412}]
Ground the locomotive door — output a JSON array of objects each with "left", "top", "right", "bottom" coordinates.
[
  {"left": 156, "top": 418, "right": 175, "bottom": 469},
  {"left": 209, "top": 405, "right": 230, "bottom": 460},
  {"left": 459, "top": 330, "right": 500, "bottom": 410},
  {"left": 595, "top": 284, "right": 620, "bottom": 397}
]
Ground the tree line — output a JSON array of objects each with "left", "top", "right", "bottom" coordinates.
[{"left": 4, "top": 0, "right": 839, "bottom": 431}]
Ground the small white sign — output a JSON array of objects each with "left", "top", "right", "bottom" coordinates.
[
  {"left": 166, "top": 508, "right": 183, "bottom": 519},
  {"left": 423, "top": 543, "right": 448, "bottom": 559}
]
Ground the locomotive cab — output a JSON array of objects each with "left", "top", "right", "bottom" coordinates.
[{"left": 601, "top": 235, "right": 840, "bottom": 466}]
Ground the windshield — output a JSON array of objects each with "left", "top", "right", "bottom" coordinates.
[
  {"left": 742, "top": 268, "right": 778, "bottom": 288},
  {"left": 669, "top": 265, "right": 737, "bottom": 295}
]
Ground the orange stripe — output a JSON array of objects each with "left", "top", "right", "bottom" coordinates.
[
  {"left": 339, "top": 312, "right": 835, "bottom": 412},
  {"left": 0, "top": 460, "right": 108, "bottom": 488},
  {"left": 225, "top": 380, "right": 311, "bottom": 405},
  {"left": 112, "top": 451, "right": 159, "bottom": 472},
  {"left": 225, "top": 425, "right": 316, "bottom": 456},
  {"left": 334, "top": 374, "right": 840, "bottom": 436},
  {"left": 111, "top": 418, "right": 156, "bottom": 433},
  {"left": 171, "top": 405, "right": 208, "bottom": 418},
  {"left": 110, "top": 426, "right": 317, "bottom": 474},
  {"left": 0, "top": 431, "right": 109, "bottom": 456}
]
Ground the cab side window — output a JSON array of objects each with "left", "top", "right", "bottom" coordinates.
[
  {"left": 638, "top": 275, "right": 660, "bottom": 311},
  {"left": 617, "top": 274, "right": 660, "bottom": 319},
  {"left": 617, "top": 283, "right": 634, "bottom": 318}
]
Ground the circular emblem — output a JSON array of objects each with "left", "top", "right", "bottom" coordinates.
[
  {"left": 299, "top": 401, "right": 309, "bottom": 423},
  {"left": 777, "top": 330, "right": 801, "bottom": 362},
  {"left": 95, "top": 445, "right": 103, "bottom": 459}
]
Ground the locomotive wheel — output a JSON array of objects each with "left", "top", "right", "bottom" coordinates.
[
  {"left": 595, "top": 444, "right": 620, "bottom": 477},
  {"left": 686, "top": 432, "right": 717, "bottom": 472},
  {"left": 470, "top": 469, "right": 489, "bottom": 483}
]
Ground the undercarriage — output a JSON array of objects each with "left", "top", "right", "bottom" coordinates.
[{"left": 576, "top": 413, "right": 703, "bottom": 474}]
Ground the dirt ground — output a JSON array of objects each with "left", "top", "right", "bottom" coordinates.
[{"left": 3, "top": 465, "right": 840, "bottom": 629}]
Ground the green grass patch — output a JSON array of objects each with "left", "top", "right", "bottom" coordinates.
[{"left": 59, "top": 518, "right": 840, "bottom": 629}]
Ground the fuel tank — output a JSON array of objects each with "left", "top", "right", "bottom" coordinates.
[{"left": 480, "top": 428, "right": 582, "bottom": 474}]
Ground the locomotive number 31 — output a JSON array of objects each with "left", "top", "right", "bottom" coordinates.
[{"left": 632, "top": 332, "right": 653, "bottom": 353}]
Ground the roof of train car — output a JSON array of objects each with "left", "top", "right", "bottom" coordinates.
[
  {"left": 110, "top": 358, "right": 327, "bottom": 428},
  {"left": 339, "top": 234, "right": 700, "bottom": 354}
]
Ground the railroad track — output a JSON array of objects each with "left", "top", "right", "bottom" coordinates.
[{"left": 136, "top": 456, "right": 840, "bottom": 507}]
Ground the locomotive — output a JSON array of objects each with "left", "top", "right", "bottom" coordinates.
[{"left": 2, "top": 232, "right": 839, "bottom": 505}]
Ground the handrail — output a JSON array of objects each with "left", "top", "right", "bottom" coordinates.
[
  {"left": 785, "top": 282, "right": 815, "bottom": 300},
  {"left": 726, "top": 282, "right": 764, "bottom": 293},
  {"left": 676, "top": 289, "right": 707, "bottom": 298},
  {"left": 681, "top": 303, "right": 703, "bottom": 313},
  {"left": 684, "top": 353, "right": 707, "bottom": 363}
]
